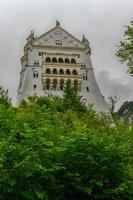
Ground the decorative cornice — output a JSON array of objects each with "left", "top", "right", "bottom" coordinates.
[
  {"left": 32, "top": 44, "right": 86, "bottom": 51},
  {"left": 42, "top": 52, "right": 80, "bottom": 57},
  {"left": 42, "top": 62, "right": 81, "bottom": 67},
  {"left": 42, "top": 74, "right": 82, "bottom": 79}
]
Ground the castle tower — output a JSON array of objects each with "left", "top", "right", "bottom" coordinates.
[{"left": 17, "top": 22, "right": 109, "bottom": 113}]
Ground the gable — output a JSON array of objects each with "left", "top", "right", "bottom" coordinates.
[{"left": 33, "top": 26, "right": 84, "bottom": 48}]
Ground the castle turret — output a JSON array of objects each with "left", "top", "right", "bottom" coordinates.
[{"left": 17, "top": 22, "right": 109, "bottom": 113}]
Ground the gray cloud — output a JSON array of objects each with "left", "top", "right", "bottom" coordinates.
[
  {"left": 0, "top": 0, "right": 133, "bottom": 106},
  {"left": 96, "top": 70, "right": 133, "bottom": 110}
]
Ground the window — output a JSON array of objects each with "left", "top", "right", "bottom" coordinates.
[
  {"left": 66, "top": 79, "right": 71, "bottom": 85},
  {"left": 33, "top": 84, "right": 37, "bottom": 89},
  {"left": 59, "top": 69, "right": 64, "bottom": 75},
  {"left": 46, "top": 78, "right": 50, "bottom": 90},
  {"left": 53, "top": 68, "right": 57, "bottom": 74},
  {"left": 38, "top": 52, "right": 42, "bottom": 56},
  {"left": 52, "top": 57, "right": 57, "bottom": 63},
  {"left": 46, "top": 68, "right": 51, "bottom": 74},
  {"left": 60, "top": 79, "right": 64, "bottom": 91},
  {"left": 66, "top": 69, "right": 70, "bottom": 75},
  {"left": 34, "top": 61, "right": 39, "bottom": 65},
  {"left": 65, "top": 58, "right": 70, "bottom": 63},
  {"left": 34, "top": 60, "right": 39, "bottom": 65},
  {"left": 86, "top": 87, "right": 89, "bottom": 92},
  {"left": 58, "top": 58, "right": 63, "bottom": 63},
  {"left": 53, "top": 79, "right": 57, "bottom": 90},
  {"left": 45, "top": 57, "right": 51, "bottom": 62},
  {"left": 74, "top": 79, "right": 78, "bottom": 87},
  {"left": 83, "top": 75, "right": 87, "bottom": 80},
  {"left": 71, "top": 58, "right": 76, "bottom": 64},
  {"left": 33, "top": 72, "right": 38, "bottom": 78},
  {"left": 55, "top": 40, "right": 62, "bottom": 45},
  {"left": 73, "top": 69, "right": 77, "bottom": 75}
]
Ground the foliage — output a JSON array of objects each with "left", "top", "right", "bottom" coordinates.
[
  {"left": 107, "top": 95, "right": 119, "bottom": 115},
  {"left": 116, "top": 21, "right": 133, "bottom": 75},
  {"left": 63, "top": 82, "right": 87, "bottom": 113},
  {"left": 0, "top": 86, "right": 11, "bottom": 107},
  {"left": 118, "top": 101, "right": 133, "bottom": 122},
  {"left": 0, "top": 93, "right": 132, "bottom": 199}
]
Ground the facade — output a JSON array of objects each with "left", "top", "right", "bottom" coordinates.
[{"left": 17, "top": 21, "right": 109, "bottom": 113}]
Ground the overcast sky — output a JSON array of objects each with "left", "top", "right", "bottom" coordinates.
[{"left": 0, "top": 0, "right": 133, "bottom": 109}]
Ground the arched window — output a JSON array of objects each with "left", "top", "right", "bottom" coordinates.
[
  {"left": 53, "top": 79, "right": 57, "bottom": 90},
  {"left": 66, "top": 79, "right": 71, "bottom": 85},
  {"left": 73, "top": 69, "right": 77, "bottom": 75},
  {"left": 46, "top": 78, "right": 50, "bottom": 90},
  {"left": 46, "top": 68, "right": 51, "bottom": 74},
  {"left": 53, "top": 68, "right": 57, "bottom": 74},
  {"left": 65, "top": 58, "right": 70, "bottom": 63},
  {"left": 59, "top": 69, "right": 64, "bottom": 75},
  {"left": 60, "top": 79, "right": 64, "bottom": 91},
  {"left": 71, "top": 58, "right": 76, "bottom": 64},
  {"left": 38, "top": 52, "right": 42, "bottom": 56},
  {"left": 45, "top": 57, "right": 51, "bottom": 62},
  {"left": 52, "top": 57, "right": 57, "bottom": 63},
  {"left": 58, "top": 58, "right": 63, "bottom": 63},
  {"left": 66, "top": 69, "right": 71, "bottom": 75},
  {"left": 74, "top": 79, "right": 78, "bottom": 87}
]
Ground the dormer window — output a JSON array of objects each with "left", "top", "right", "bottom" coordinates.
[{"left": 55, "top": 40, "right": 62, "bottom": 45}]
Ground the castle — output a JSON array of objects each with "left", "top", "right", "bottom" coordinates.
[{"left": 17, "top": 21, "right": 109, "bottom": 113}]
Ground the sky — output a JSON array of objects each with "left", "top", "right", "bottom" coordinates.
[{"left": 0, "top": 0, "right": 133, "bottom": 109}]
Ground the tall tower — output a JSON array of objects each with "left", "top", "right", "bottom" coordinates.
[{"left": 17, "top": 22, "right": 109, "bottom": 113}]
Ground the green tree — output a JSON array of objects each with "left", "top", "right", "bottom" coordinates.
[
  {"left": 116, "top": 21, "right": 133, "bottom": 75},
  {"left": 0, "top": 86, "right": 11, "bottom": 107},
  {"left": 0, "top": 94, "right": 132, "bottom": 199},
  {"left": 118, "top": 101, "right": 133, "bottom": 122},
  {"left": 107, "top": 95, "right": 119, "bottom": 115},
  {"left": 63, "top": 82, "right": 86, "bottom": 113}
]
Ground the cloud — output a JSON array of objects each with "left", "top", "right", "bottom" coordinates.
[
  {"left": 0, "top": 0, "right": 133, "bottom": 105},
  {"left": 97, "top": 70, "right": 133, "bottom": 109}
]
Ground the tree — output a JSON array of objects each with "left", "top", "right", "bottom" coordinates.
[
  {"left": 0, "top": 86, "right": 11, "bottom": 107},
  {"left": 118, "top": 101, "right": 133, "bottom": 122},
  {"left": 63, "top": 82, "right": 86, "bottom": 113},
  {"left": 116, "top": 21, "right": 133, "bottom": 75},
  {"left": 107, "top": 95, "right": 119, "bottom": 115},
  {"left": 0, "top": 95, "right": 132, "bottom": 200}
]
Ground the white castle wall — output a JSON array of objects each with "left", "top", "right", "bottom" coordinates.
[{"left": 17, "top": 26, "right": 109, "bottom": 113}]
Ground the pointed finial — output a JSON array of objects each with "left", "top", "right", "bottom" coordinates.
[
  {"left": 56, "top": 20, "right": 60, "bottom": 26},
  {"left": 82, "top": 34, "right": 86, "bottom": 42},
  {"left": 31, "top": 30, "right": 34, "bottom": 37}
]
